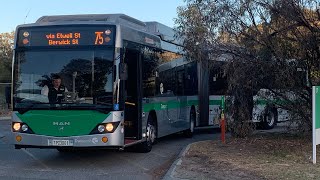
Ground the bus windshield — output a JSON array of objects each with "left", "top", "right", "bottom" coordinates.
[{"left": 13, "top": 49, "right": 114, "bottom": 110}]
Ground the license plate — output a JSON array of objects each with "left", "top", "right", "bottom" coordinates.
[{"left": 48, "top": 139, "right": 73, "bottom": 146}]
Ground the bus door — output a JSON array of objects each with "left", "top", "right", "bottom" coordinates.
[{"left": 123, "top": 47, "right": 142, "bottom": 139}]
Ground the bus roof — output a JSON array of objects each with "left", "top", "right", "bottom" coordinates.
[
  {"left": 35, "top": 14, "right": 182, "bottom": 46},
  {"left": 36, "top": 14, "right": 146, "bottom": 31},
  {"left": 145, "top": 21, "right": 182, "bottom": 46}
]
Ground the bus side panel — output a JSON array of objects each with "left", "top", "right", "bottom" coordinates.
[
  {"left": 186, "top": 95, "right": 199, "bottom": 127},
  {"left": 143, "top": 96, "right": 181, "bottom": 138},
  {"left": 209, "top": 95, "right": 223, "bottom": 127}
]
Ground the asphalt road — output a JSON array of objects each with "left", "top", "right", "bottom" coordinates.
[{"left": 0, "top": 119, "right": 220, "bottom": 180}]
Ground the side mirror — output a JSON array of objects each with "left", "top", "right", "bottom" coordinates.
[{"left": 119, "top": 62, "right": 128, "bottom": 80}]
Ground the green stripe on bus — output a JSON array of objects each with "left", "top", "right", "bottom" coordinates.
[
  {"left": 16, "top": 110, "right": 110, "bottom": 137},
  {"left": 209, "top": 99, "right": 287, "bottom": 106},
  {"left": 209, "top": 100, "right": 222, "bottom": 105},
  {"left": 256, "top": 99, "right": 287, "bottom": 105},
  {"left": 187, "top": 100, "right": 199, "bottom": 106},
  {"left": 256, "top": 100, "right": 268, "bottom": 105},
  {"left": 143, "top": 100, "right": 199, "bottom": 112}
]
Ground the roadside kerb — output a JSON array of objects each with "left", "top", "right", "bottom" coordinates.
[{"left": 162, "top": 143, "right": 193, "bottom": 180}]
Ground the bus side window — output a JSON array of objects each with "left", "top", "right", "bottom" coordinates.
[
  {"left": 142, "top": 47, "right": 158, "bottom": 98},
  {"left": 176, "top": 68, "right": 184, "bottom": 96},
  {"left": 157, "top": 69, "right": 175, "bottom": 96},
  {"left": 185, "top": 61, "right": 198, "bottom": 96}
]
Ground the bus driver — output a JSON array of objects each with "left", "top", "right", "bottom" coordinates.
[{"left": 41, "top": 74, "right": 68, "bottom": 103}]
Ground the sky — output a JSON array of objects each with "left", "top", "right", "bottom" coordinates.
[{"left": 0, "top": 0, "right": 184, "bottom": 33}]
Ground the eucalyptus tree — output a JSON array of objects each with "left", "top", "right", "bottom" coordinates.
[
  {"left": 0, "top": 31, "right": 14, "bottom": 83},
  {"left": 175, "top": 0, "right": 320, "bottom": 136}
]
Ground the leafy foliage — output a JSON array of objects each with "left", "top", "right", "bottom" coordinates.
[
  {"left": 175, "top": 0, "right": 320, "bottom": 136},
  {"left": 0, "top": 31, "right": 14, "bottom": 83}
]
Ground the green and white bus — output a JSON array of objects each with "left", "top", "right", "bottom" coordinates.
[
  {"left": 11, "top": 14, "right": 200, "bottom": 152},
  {"left": 207, "top": 59, "right": 291, "bottom": 129}
]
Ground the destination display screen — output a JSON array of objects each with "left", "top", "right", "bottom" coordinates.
[{"left": 17, "top": 25, "right": 116, "bottom": 47}]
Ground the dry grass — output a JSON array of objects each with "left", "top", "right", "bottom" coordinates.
[{"left": 175, "top": 133, "right": 320, "bottom": 180}]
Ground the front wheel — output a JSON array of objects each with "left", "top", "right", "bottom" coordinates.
[{"left": 138, "top": 116, "right": 157, "bottom": 153}]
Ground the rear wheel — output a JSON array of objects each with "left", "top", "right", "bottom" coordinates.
[
  {"left": 184, "top": 109, "right": 195, "bottom": 138},
  {"left": 261, "top": 108, "right": 277, "bottom": 130},
  {"left": 138, "top": 115, "right": 157, "bottom": 153}
]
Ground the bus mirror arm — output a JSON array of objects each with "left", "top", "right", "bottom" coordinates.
[{"left": 119, "top": 62, "right": 128, "bottom": 80}]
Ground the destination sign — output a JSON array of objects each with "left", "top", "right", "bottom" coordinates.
[
  {"left": 45, "top": 32, "right": 81, "bottom": 45},
  {"left": 17, "top": 26, "right": 115, "bottom": 47}
]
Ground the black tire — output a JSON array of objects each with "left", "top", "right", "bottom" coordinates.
[
  {"left": 138, "top": 115, "right": 157, "bottom": 153},
  {"left": 184, "top": 109, "right": 195, "bottom": 138},
  {"left": 261, "top": 108, "right": 277, "bottom": 130}
]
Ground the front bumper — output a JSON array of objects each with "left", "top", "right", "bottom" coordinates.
[{"left": 13, "top": 132, "right": 124, "bottom": 149}]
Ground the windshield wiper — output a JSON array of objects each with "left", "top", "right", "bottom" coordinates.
[
  {"left": 17, "top": 103, "right": 51, "bottom": 115},
  {"left": 66, "top": 104, "right": 111, "bottom": 114},
  {"left": 17, "top": 103, "right": 111, "bottom": 115},
  {"left": 18, "top": 105, "right": 33, "bottom": 115}
]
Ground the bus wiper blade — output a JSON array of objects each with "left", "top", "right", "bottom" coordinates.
[
  {"left": 86, "top": 106, "right": 110, "bottom": 114},
  {"left": 93, "top": 107, "right": 110, "bottom": 114},
  {"left": 66, "top": 104, "right": 110, "bottom": 114},
  {"left": 17, "top": 103, "right": 51, "bottom": 115},
  {"left": 17, "top": 103, "right": 37, "bottom": 115},
  {"left": 18, "top": 104, "right": 110, "bottom": 115},
  {"left": 18, "top": 107, "right": 32, "bottom": 115}
]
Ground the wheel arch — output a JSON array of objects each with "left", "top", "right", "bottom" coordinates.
[
  {"left": 265, "top": 104, "right": 278, "bottom": 121},
  {"left": 261, "top": 104, "right": 278, "bottom": 129},
  {"left": 148, "top": 110, "right": 158, "bottom": 135},
  {"left": 190, "top": 105, "right": 197, "bottom": 126}
]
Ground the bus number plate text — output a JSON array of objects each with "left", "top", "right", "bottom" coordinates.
[{"left": 48, "top": 139, "right": 73, "bottom": 146}]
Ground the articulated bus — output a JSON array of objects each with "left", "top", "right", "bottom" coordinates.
[
  {"left": 11, "top": 14, "right": 201, "bottom": 152},
  {"left": 207, "top": 59, "right": 291, "bottom": 130}
]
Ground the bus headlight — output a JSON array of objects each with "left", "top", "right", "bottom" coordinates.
[
  {"left": 21, "top": 124, "right": 29, "bottom": 132},
  {"left": 13, "top": 123, "right": 21, "bottom": 132},
  {"left": 12, "top": 122, "right": 34, "bottom": 134},
  {"left": 90, "top": 122, "right": 120, "bottom": 134},
  {"left": 105, "top": 123, "right": 114, "bottom": 132},
  {"left": 98, "top": 125, "right": 105, "bottom": 133}
]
